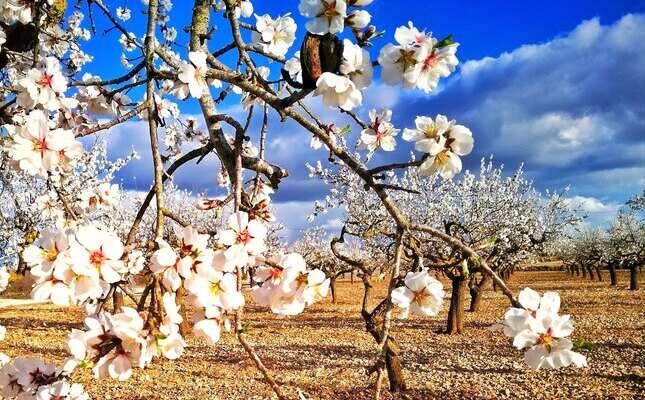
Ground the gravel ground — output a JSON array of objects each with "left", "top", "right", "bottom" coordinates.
[{"left": 0, "top": 270, "right": 643, "bottom": 400}]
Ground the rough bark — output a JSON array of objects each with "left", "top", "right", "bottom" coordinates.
[
  {"left": 330, "top": 277, "right": 338, "bottom": 303},
  {"left": 609, "top": 262, "right": 618, "bottom": 286},
  {"left": 384, "top": 338, "right": 406, "bottom": 392},
  {"left": 629, "top": 263, "right": 639, "bottom": 290},
  {"left": 595, "top": 265, "right": 603, "bottom": 282},
  {"left": 468, "top": 274, "right": 489, "bottom": 312},
  {"left": 446, "top": 275, "right": 466, "bottom": 334}
]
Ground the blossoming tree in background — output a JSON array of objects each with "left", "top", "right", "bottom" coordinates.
[
  {"left": 0, "top": 0, "right": 603, "bottom": 398},
  {"left": 554, "top": 193, "right": 644, "bottom": 290}
]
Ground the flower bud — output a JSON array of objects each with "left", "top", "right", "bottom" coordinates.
[{"left": 346, "top": 10, "right": 371, "bottom": 29}]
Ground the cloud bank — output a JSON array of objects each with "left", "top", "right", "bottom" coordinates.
[{"left": 100, "top": 14, "right": 645, "bottom": 236}]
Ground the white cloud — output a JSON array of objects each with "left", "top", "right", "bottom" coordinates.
[
  {"left": 402, "top": 14, "right": 645, "bottom": 204},
  {"left": 568, "top": 195, "right": 623, "bottom": 228}
]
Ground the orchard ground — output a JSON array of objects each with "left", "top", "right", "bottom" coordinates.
[{"left": 1, "top": 270, "right": 643, "bottom": 400}]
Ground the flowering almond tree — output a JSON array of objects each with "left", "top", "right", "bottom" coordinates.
[
  {"left": 555, "top": 193, "right": 644, "bottom": 290},
  {"left": 0, "top": 0, "right": 592, "bottom": 398}
]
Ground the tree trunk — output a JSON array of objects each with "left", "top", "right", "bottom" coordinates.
[
  {"left": 468, "top": 274, "right": 489, "bottom": 312},
  {"left": 629, "top": 263, "right": 639, "bottom": 290},
  {"left": 587, "top": 265, "right": 594, "bottom": 281},
  {"left": 446, "top": 276, "right": 466, "bottom": 334},
  {"left": 361, "top": 299, "right": 407, "bottom": 393},
  {"left": 595, "top": 265, "right": 603, "bottom": 282},
  {"left": 609, "top": 262, "right": 617, "bottom": 286},
  {"left": 330, "top": 276, "right": 337, "bottom": 303},
  {"left": 384, "top": 338, "right": 406, "bottom": 392},
  {"left": 581, "top": 264, "right": 586, "bottom": 278}
]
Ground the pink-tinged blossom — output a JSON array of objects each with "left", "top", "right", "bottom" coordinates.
[
  {"left": 174, "top": 225, "right": 214, "bottom": 280},
  {"left": 358, "top": 108, "right": 399, "bottom": 152},
  {"left": 68, "top": 223, "right": 125, "bottom": 289},
  {"left": 403, "top": 114, "right": 474, "bottom": 179},
  {"left": 15, "top": 57, "right": 68, "bottom": 111},
  {"left": 378, "top": 22, "right": 459, "bottom": 93},
  {"left": 6, "top": 110, "right": 83, "bottom": 177},
  {"left": 218, "top": 211, "right": 267, "bottom": 267},
  {"left": 513, "top": 312, "right": 588, "bottom": 370}
]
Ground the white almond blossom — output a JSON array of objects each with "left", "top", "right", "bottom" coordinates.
[
  {"left": 492, "top": 287, "right": 587, "bottom": 370},
  {"left": 186, "top": 268, "right": 244, "bottom": 310},
  {"left": 68, "top": 223, "right": 125, "bottom": 288},
  {"left": 378, "top": 43, "right": 425, "bottom": 89},
  {"left": 378, "top": 22, "right": 459, "bottom": 92},
  {"left": 513, "top": 311, "right": 588, "bottom": 370},
  {"left": 77, "top": 182, "right": 120, "bottom": 213},
  {"left": 119, "top": 33, "right": 137, "bottom": 52},
  {"left": 35, "top": 192, "right": 64, "bottom": 220},
  {"left": 150, "top": 238, "right": 182, "bottom": 291},
  {"left": 358, "top": 108, "right": 399, "bottom": 152},
  {"left": 345, "top": 10, "right": 370, "bottom": 29},
  {"left": 403, "top": 114, "right": 473, "bottom": 179},
  {"left": 314, "top": 72, "right": 363, "bottom": 111},
  {"left": 218, "top": 211, "right": 267, "bottom": 267},
  {"left": 5, "top": 110, "right": 83, "bottom": 177},
  {"left": 284, "top": 51, "right": 303, "bottom": 84},
  {"left": 0, "top": 356, "right": 87, "bottom": 399},
  {"left": 36, "top": 381, "right": 89, "bottom": 400},
  {"left": 492, "top": 287, "right": 562, "bottom": 338},
  {"left": 192, "top": 306, "right": 230, "bottom": 345},
  {"left": 252, "top": 13, "right": 297, "bottom": 58},
  {"left": 391, "top": 269, "right": 444, "bottom": 318},
  {"left": 174, "top": 224, "right": 214, "bottom": 279},
  {"left": 221, "top": 0, "right": 253, "bottom": 18},
  {"left": 176, "top": 51, "right": 208, "bottom": 99},
  {"left": 252, "top": 253, "right": 330, "bottom": 317},
  {"left": 299, "top": 0, "right": 347, "bottom": 35},
  {"left": 339, "top": 39, "right": 373, "bottom": 89},
  {"left": 15, "top": 57, "right": 68, "bottom": 111},
  {"left": 116, "top": 7, "right": 131, "bottom": 21},
  {"left": 30, "top": 262, "right": 75, "bottom": 306},
  {"left": 23, "top": 228, "right": 70, "bottom": 283}
]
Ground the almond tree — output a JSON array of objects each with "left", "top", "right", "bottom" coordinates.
[{"left": 311, "top": 156, "right": 581, "bottom": 335}]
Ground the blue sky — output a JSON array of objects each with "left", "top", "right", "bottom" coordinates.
[{"left": 79, "top": 1, "right": 645, "bottom": 238}]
